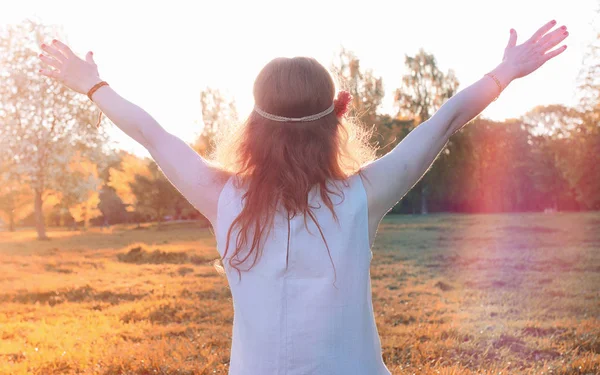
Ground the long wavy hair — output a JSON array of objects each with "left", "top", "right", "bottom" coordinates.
[{"left": 209, "top": 56, "right": 377, "bottom": 285}]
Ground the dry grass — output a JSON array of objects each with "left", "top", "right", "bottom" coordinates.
[{"left": 0, "top": 213, "right": 598, "bottom": 374}]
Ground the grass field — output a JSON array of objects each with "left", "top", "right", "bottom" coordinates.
[{"left": 0, "top": 212, "right": 599, "bottom": 374}]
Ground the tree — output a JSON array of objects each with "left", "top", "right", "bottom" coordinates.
[
  {"left": 521, "top": 104, "right": 584, "bottom": 139},
  {"left": 64, "top": 154, "right": 102, "bottom": 229},
  {"left": 129, "top": 162, "right": 180, "bottom": 225},
  {"left": 565, "top": 20, "right": 600, "bottom": 209},
  {"left": 108, "top": 152, "right": 152, "bottom": 225},
  {"left": 577, "top": 14, "right": 600, "bottom": 124},
  {"left": 108, "top": 152, "right": 197, "bottom": 226},
  {"left": 553, "top": 130, "right": 600, "bottom": 210},
  {"left": 97, "top": 185, "right": 128, "bottom": 226},
  {"left": 330, "top": 47, "right": 386, "bottom": 151},
  {"left": 527, "top": 134, "right": 573, "bottom": 211},
  {"left": 372, "top": 115, "right": 415, "bottom": 157},
  {"left": 520, "top": 102, "right": 599, "bottom": 210},
  {"left": 94, "top": 150, "right": 127, "bottom": 226},
  {"left": 0, "top": 161, "right": 32, "bottom": 231},
  {"left": 520, "top": 105, "right": 583, "bottom": 210},
  {"left": 394, "top": 49, "right": 459, "bottom": 214},
  {"left": 0, "top": 20, "right": 107, "bottom": 239},
  {"left": 194, "top": 87, "right": 238, "bottom": 159}
]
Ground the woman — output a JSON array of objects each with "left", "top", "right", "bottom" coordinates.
[{"left": 38, "top": 20, "right": 568, "bottom": 374}]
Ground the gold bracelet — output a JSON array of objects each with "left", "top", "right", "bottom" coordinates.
[{"left": 485, "top": 73, "right": 502, "bottom": 101}]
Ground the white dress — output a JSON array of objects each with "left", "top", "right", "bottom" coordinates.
[{"left": 215, "top": 172, "right": 392, "bottom": 375}]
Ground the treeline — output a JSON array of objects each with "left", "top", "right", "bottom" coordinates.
[{"left": 0, "top": 21, "right": 599, "bottom": 239}]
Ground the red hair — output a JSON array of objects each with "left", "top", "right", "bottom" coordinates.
[{"left": 209, "top": 57, "right": 376, "bottom": 285}]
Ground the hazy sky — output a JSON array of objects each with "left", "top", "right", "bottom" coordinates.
[{"left": 1, "top": 0, "right": 598, "bottom": 157}]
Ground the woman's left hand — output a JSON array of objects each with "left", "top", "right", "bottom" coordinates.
[{"left": 38, "top": 40, "right": 102, "bottom": 95}]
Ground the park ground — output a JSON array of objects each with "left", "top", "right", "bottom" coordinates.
[{"left": 0, "top": 212, "right": 599, "bottom": 374}]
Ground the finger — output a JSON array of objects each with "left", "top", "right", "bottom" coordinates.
[
  {"left": 51, "top": 39, "right": 75, "bottom": 58},
  {"left": 527, "top": 20, "right": 557, "bottom": 44},
  {"left": 542, "top": 45, "right": 567, "bottom": 64},
  {"left": 506, "top": 29, "right": 517, "bottom": 49},
  {"left": 41, "top": 43, "right": 66, "bottom": 62},
  {"left": 39, "top": 68, "right": 61, "bottom": 80},
  {"left": 538, "top": 27, "right": 568, "bottom": 52},
  {"left": 38, "top": 53, "right": 62, "bottom": 69},
  {"left": 85, "top": 51, "right": 96, "bottom": 65}
]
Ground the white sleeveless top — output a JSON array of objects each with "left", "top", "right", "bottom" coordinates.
[{"left": 215, "top": 172, "right": 391, "bottom": 375}]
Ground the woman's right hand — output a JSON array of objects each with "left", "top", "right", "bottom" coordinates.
[
  {"left": 500, "top": 20, "right": 569, "bottom": 81},
  {"left": 38, "top": 40, "right": 102, "bottom": 95}
]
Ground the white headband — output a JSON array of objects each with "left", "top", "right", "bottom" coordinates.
[{"left": 253, "top": 103, "right": 335, "bottom": 122}]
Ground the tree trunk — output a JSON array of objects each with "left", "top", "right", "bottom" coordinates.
[
  {"left": 420, "top": 184, "right": 429, "bottom": 214},
  {"left": 34, "top": 190, "right": 48, "bottom": 240},
  {"left": 9, "top": 213, "right": 15, "bottom": 232}
]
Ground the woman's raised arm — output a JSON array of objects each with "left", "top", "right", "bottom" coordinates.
[
  {"left": 446, "top": 20, "right": 568, "bottom": 136},
  {"left": 38, "top": 40, "right": 230, "bottom": 226},
  {"left": 360, "top": 20, "right": 569, "bottom": 222}
]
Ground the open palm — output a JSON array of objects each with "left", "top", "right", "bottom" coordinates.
[
  {"left": 38, "top": 40, "right": 101, "bottom": 95},
  {"left": 502, "top": 20, "right": 568, "bottom": 80}
]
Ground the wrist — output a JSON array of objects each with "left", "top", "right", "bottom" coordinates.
[
  {"left": 491, "top": 62, "right": 516, "bottom": 89},
  {"left": 86, "top": 80, "right": 108, "bottom": 101},
  {"left": 83, "top": 77, "right": 104, "bottom": 95}
]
